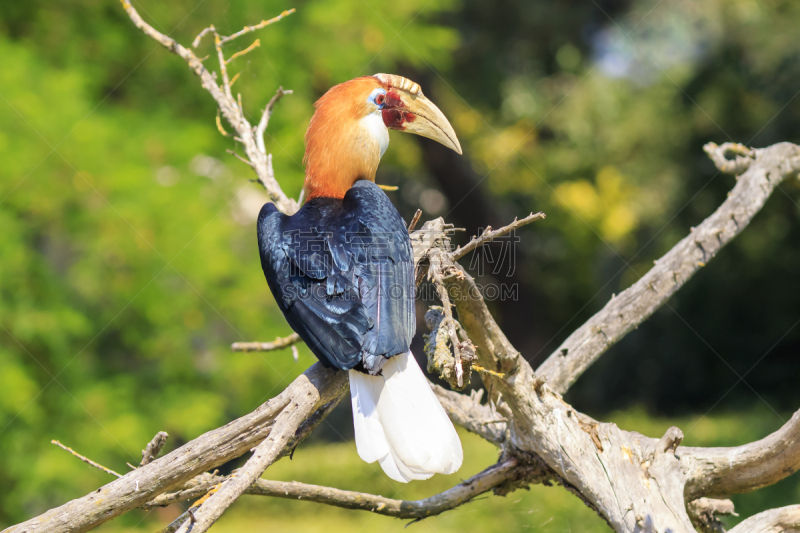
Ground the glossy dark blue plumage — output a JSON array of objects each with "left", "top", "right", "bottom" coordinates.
[{"left": 257, "top": 180, "right": 415, "bottom": 374}]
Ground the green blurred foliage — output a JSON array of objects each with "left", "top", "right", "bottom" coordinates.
[{"left": 2, "top": 0, "right": 800, "bottom": 528}]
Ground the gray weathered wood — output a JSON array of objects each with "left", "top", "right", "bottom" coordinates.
[
  {"left": 4, "top": 366, "right": 346, "bottom": 533},
  {"left": 728, "top": 504, "right": 800, "bottom": 533},
  {"left": 538, "top": 142, "right": 800, "bottom": 394},
  {"left": 683, "top": 409, "right": 800, "bottom": 499}
]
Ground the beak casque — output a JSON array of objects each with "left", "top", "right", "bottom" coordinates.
[{"left": 374, "top": 73, "right": 463, "bottom": 155}]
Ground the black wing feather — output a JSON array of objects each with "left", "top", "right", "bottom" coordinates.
[{"left": 257, "top": 181, "right": 414, "bottom": 372}]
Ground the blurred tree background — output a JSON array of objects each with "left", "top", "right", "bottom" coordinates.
[{"left": 1, "top": 0, "right": 799, "bottom": 530}]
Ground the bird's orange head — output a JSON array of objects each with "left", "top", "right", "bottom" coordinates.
[{"left": 303, "top": 73, "right": 462, "bottom": 201}]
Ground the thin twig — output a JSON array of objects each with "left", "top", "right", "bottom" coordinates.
[
  {"left": 215, "top": 111, "right": 231, "bottom": 137},
  {"left": 219, "top": 9, "right": 296, "bottom": 46},
  {"left": 213, "top": 33, "right": 232, "bottom": 102},
  {"left": 256, "top": 87, "right": 293, "bottom": 155},
  {"left": 225, "top": 39, "right": 261, "bottom": 65},
  {"left": 408, "top": 209, "right": 422, "bottom": 232},
  {"left": 231, "top": 333, "right": 301, "bottom": 352},
  {"left": 51, "top": 440, "right": 122, "bottom": 478},
  {"left": 229, "top": 71, "right": 241, "bottom": 88},
  {"left": 227, "top": 149, "right": 255, "bottom": 168},
  {"left": 192, "top": 25, "right": 216, "bottom": 49},
  {"left": 472, "top": 364, "right": 505, "bottom": 378},
  {"left": 703, "top": 142, "right": 756, "bottom": 175},
  {"left": 451, "top": 212, "right": 545, "bottom": 261}
]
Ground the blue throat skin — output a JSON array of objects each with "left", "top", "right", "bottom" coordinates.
[{"left": 257, "top": 180, "right": 415, "bottom": 375}]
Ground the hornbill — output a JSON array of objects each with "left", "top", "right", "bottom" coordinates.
[{"left": 257, "top": 74, "right": 463, "bottom": 482}]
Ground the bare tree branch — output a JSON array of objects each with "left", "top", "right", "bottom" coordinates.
[
  {"left": 120, "top": 0, "right": 298, "bottom": 214},
  {"left": 6, "top": 365, "right": 346, "bottom": 533},
  {"left": 687, "top": 498, "right": 736, "bottom": 533},
  {"left": 173, "top": 380, "right": 322, "bottom": 533},
  {"left": 728, "top": 505, "right": 800, "bottom": 533},
  {"left": 246, "top": 461, "right": 522, "bottom": 519},
  {"left": 451, "top": 211, "right": 545, "bottom": 261},
  {"left": 256, "top": 87, "right": 292, "bottom": 155},
  {"left": 231, "top": 333, "right": 301, "bottom": 352},
  {"left": 683, "top": 408, "right": 800, "bottom": 499},
  {"left": 703, "top": 142, "right": 755, "bottom": 175},
  {"left": 538, "top": 142, "right": 800, "bottom": 394},
  {"left": 148, "top": 458, "right": 536, "bottom": 519},
  {"left": 218, "top": 10, "right": 296, "bottom": 46},
  {"left": 444, "top": 236, "right": 702, "bottom": 530},
  {"left": 51, "top": 440, "right": 122, "bottom": 478},
  {"left": 408, "top": 209, "right": 422, "bottom": 232},
  {"left": 140, "top": 431, "right": 169, "bottom": 466}
]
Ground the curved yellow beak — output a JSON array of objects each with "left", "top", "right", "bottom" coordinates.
[{"left": 375, "top": 73, "right": 462, "bottom": 155}]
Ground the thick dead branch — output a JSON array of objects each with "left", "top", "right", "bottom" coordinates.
[
  {"left": 687, "top": 498, "right": 736, "bottom": 533},
  {"left": 231, "top": 333, "right": 301, "bottom": 352},
  {"left": 173, "top": 384, "right": 320, "bottom": 533},
  {"left": 683, "top": 408, "right": 800, "bottom": 499},
  {"left": 445, "top": 243, "right": 700, "bottom": 530},
  {"left": 728, "top": 505, "right": 800, "bottom": 533},
  {"left": 120, "top": 1, "right": 297, "bottom": 214},
  {"left": 6, "top": 365, "right": 346, "bottom": 533},
  {"left": 538, "top": 142, "right": 800, "bottom": 394},
  {"left": 435, "top": 143, "right": 800, "bottom": 533}
]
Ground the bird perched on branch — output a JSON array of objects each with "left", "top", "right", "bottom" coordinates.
[{"left": 257, "top": 74, "right": 463, "bottom": 482}]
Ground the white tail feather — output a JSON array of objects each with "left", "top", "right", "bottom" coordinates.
[{"left": 349, "top": 351, "right": 463, "bottom": 482}]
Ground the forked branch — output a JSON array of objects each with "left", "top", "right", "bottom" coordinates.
[{"left": 120, "top": 1, "right": 297, "bottom": 213}]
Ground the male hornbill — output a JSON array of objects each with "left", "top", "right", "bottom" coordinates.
[{"left": 257, "top": 74, "right": 463, "bottom": 482}]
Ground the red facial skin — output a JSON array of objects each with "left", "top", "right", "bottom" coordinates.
[{"left": 381, "top": 90, "right": 417, "bottom": 130}]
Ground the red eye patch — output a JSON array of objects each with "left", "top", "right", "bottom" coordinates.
[
  {"left": 376, "top": 93, "right": 385, "bottom": 105},
  {"left": 381, "top": 90, "right": 415, "bottom": 129}
]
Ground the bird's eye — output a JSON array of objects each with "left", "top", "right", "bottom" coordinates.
[{"left": 375, "top": 93, "right": 385, "bottom": 105}]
